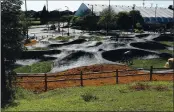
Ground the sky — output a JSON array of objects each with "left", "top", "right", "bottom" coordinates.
[{"left": 21, "top": 0, "right": 173, "bottom": 11}]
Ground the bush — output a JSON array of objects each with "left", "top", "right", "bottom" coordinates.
[
  {"left": 81, "top": 92, "right": 98, "bottom": 102},
  {"left": 134, "top": 29, "right": 144, "bottom": 33}
]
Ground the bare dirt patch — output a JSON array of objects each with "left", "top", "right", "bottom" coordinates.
[{"left": 16, "top": 64, "right": 173, "bottom": 92}]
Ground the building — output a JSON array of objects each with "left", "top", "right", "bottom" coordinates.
[{"left": 75, "top": 3, "right": 174, "bottom": 24}]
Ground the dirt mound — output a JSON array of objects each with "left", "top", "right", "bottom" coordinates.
[
  {"left": 135, "top": 34, "right": 150, "bottom": 38},
  {"left": 153, "top": 34, "right": 174, "bottom": 41},
  {"left": 61, "top": 51, "right": 94, "bottom": 62},
  {"left": 19, "top": 50, "right": 61, "bottom": 59},
  {"left": 87, "top": 42, "right": 102, "bottom": 47},
  {"left": 49, "top": 39, "right": 86, "bottom": 47},
  {"left": 102, "top": 48, "right": 156, "bottom": 62},
  {"left": 130, "top": 41, "right": 168, "bottom": 50}
]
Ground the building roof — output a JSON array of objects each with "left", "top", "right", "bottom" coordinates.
[{"left": 75, "top": 3, "right": 173, "bottom": 18}]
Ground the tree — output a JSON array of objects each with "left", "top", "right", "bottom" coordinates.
[
  {"left": 129, "top": 10, "right": 144, "bottom": 28},
  {"left": 136, "top": 22, "right": 142, "bottom": 30},
  {"left": 2, "top": 0, "right": 23, "bottom": 107},
  {"left": 98, "top": 7, "right": 117, "bottom": 31},
  {"left": 40, "top": 5, "right": 48, "bottom": 24},
  {"left": 82, "top": 15, "right": 99, "bottom": 31},
  {"left": 19, "top": 12, "right": 31, "bottom": 37},
  {"left": 168, "top": 5, "right": 174, "bottom": 10},
  {"left": 117, "top": 11, "right": 132, "bottom": 30}
]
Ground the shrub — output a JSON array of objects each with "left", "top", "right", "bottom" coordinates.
[
  {"left": 134, "top": 29, "right": 144, "bottom": 33},
  {"left": 81, "top": 92, "right": 98, "bottom": 102}
]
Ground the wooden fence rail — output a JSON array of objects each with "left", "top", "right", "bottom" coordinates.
[{"left": 16, "top": 66, "right": 173, "bottom": 92}]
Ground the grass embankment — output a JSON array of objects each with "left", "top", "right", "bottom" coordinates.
[
  {"left": 160, "top": 41, "right": 174, "bottom": 47},
  {"left": 48, "top": 36, "right": 74, "bottom": 41},
  {"left": 14, "top": 61, "right": 53, "bottom": 73},
  {"left": 159, "top": 49, "right": 173, "bottom": 55},
  {"left": 157, "top": 41, "right": 173, "bottom": 55},
  {"left": 32, "top": 47, "right": 49, "bottom": 50},
  {"left": 30, "top": 21, "right": 41, "bottom": 25},
  {"left": 3, "top": 81, "right": 173, "bottom": 111},
  {"left": 79, "top": 36, "right": 104, "bottom": 41},
  {"left": 130, "top": 58, "right": 167, "bottom": 69}
]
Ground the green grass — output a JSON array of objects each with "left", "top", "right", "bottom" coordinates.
[
  {"left": 89, "top": 36, "right": 104, "bottom": 41},
  {"left": 48, "top": 36, "right": 74, "bottom": 41},
  {"left": 159, "top": 41, "right": 174, "bottom": 47},
  {"left": 79, "top": 36, "right": 104, "bottom": 41},
  {"left": 31, "top": 47, "right": 49, "bottom": 50},
  {"left": 158, "top": 49, "right": 173, "bottom": 55},
  {"left": 130, "top": 58, "right": 167, "bottom": 69},
  {"left": 14, "top": 61, "right": 53, "bottom": 73},
  {"left": 3, "top": 81, "right": 173, "bottom": 111}
]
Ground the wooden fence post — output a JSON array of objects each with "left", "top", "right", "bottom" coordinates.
[
  {"left": 44, "top": 73, "right": 47, "bottom": 92},
  {"left": 150, "top": 66, "right": 153, "bottom": 81},
  {"left": 80, "top": 71, "right": 83, "bottom": 87},
  {"left": 116, "top": 69, "right": 119, "bottom": 84}
]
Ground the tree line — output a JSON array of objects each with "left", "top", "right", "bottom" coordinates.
[
  {"left": 71, "top": 7, "right": 144, "bottom": 32},
  {"left": 23, "top": 5, "right": 75, "bottom": 24}
]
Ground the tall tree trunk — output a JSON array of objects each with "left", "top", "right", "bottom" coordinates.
[{"left": 1, "top": 45, "right": 7, "bottom": 107}]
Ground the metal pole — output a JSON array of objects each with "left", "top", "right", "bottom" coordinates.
[
  {"left": 155, "top": 4, "right": 157, "bottom": 23},
  {"left": 132, "top": 4, "right": 135, "bottom": 32},
  {"left": 46, "top": 0, "right": 49, "bottom": 32},
  {"left": 25, "top": 0, "right": 29, "bottom": 39},
  {"left": 57, "top": 8, "right": 61, "bottom": 32},
  {"left": 143, "top": 0, "right": 145, "bottom": 7},
  {"left": 107, "top": 0, "right": 110, "bottom": 36},
  {"left": 65, "top": 6, "right": 69, "bottom": 36},
  {"left": 91, "top": 5, "right": 93, "bottom": 15}
]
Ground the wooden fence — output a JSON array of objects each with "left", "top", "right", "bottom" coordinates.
[{"left": 16, "top": 66, "right": 173, "bottom": 92}]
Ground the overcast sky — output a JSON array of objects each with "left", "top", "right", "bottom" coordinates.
[{"left": 21, "top": 0, "right": 173, "bottom": 11}]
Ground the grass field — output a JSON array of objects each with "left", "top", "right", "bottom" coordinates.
[
  {"left": 14, "top": 61, "right": 53, "bottom": 73},
  {"left": 160, "top": 41, "right": 174, "bottom": 47},
  {"left": 48, "top": 36, "right": 74, "bottom": 41},
  {"left": 130, "top": 58, "right": 167, "bottom": 69},
  {"left": 31, "top": 47, "right": 49, "bottom": 50},
  {"left": 3, "top": 81, "right": 173, "bottom": 111},
  {"left": 159, "top": 49, "right": 173, "bottom": 55}
]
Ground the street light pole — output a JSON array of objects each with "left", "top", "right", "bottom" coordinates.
[
  {"left": 143, "top": 0, "right": 145, "bottom": 7},
  {"left": 46, "top": 0, "right": 49, "bottom": 32},
  {"left": 65, "top": 6, "right": 69, "bottom": 36},
  {"left": 106, "top": 0, "right": 110, "bottom": 36},
  {"left": 155, "top": 4, "right": 158, "bottom": 23},
  {"left": 132, "top": 4, "right": 135, "bottom": 33},
  {"left": 57, "top": 8, "right": 61, "bottom": 32},
  {"left": 25, "top": 0, "right": 29, "bottom": 39}
]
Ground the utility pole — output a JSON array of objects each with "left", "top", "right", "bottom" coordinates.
[
  {"left": 46, "top": 0, "right": 49, "bottom": 32},
  {"left": 155, "top": 4, "right": 158, "bottom": 24},
  {"left": 25, "top": 0, "right": 29, "bottom": 39},
  {"left": 143, "top": 0, "right": 145, "bottom": 7},
  {"left": 132, "top": 4, "right": 135, "bottom": 32},
  {"left": 57, "top": 8, "right": 61, "bottom": 32},
  {"left": 65, "top": 6, "right": 69, "bottom": 36},
  {"left": 91, "top": 5, "right": 93, "bottom": 15},
  {"left": 151, "top": 3, "right": 153, "bottom": 8},
  {"left": 106, "top": 0, "right": 110, "bottom": 36}
]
